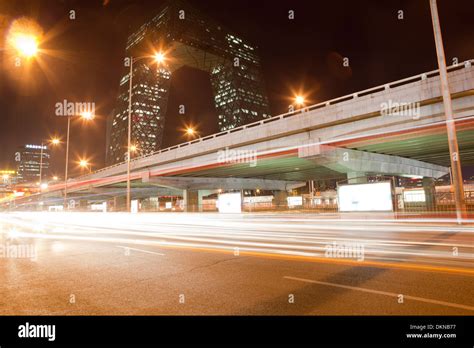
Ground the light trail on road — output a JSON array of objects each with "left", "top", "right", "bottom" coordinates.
[{"left": 1, "top": 212, "right": 472, "bottom": 273}]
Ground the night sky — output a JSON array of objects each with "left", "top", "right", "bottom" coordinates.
[{"left": 0, "top": 0, "right": 473, "bottom": 177}]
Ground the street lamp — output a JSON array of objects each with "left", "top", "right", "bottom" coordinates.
[
  {"left": 3, "top": 32, "right": 39, "bottom": 59},
  {"left": 81, "top": 111, "right": 94, "bottom": 120},
  {"left": 11, "top": 34, "right": 38, "bottom": 58},
  {"left": 39, "top": 137, "right": 60, "bottom": 186},
  {"left": 183, "top": 124, "right": 199, "bottom": 139},
  {"left": 186, "top": 127, "right": 196, "bottom": 136},
  {"left": 79, "top": 159, "right": 92, "bottom": 174},
  {"left": 288, "top": 94, "right": 307, "bottom": 113},
  {"left": 63, "top": 112, "right": 94, "bottom": 209},
  {"left": 5, "top": 18, "right": 42, "bottom": 60},
  {"left": 155, "top": 52, "right": 166, "bottom": 64},
  {"left": 295, "top": 95, "right": 305, "bottom": 106},
  {"left": 126, "top": 51, "right": 166, "bottom": 212}
]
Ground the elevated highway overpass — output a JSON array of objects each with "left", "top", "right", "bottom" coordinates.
[{"left": 11, "top": 60, "right": 474, "bottom": 210}]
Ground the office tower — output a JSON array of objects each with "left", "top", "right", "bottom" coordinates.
[{"left": 107, "top": 0, "right": 270, "bottom": 164}]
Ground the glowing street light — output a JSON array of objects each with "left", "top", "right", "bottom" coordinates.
[
  {"left": 80, "top": 111, "right": 94, "bottom": 120},
  {"left": 78, "top": 159, "right": 92, "bottom": 174},
  {"left": 5, "top": 18, "right": 42, "bottom": 60},
  {"left": 154, "top": 52, "right": 166, "bottom": 63},
  {"left": 184, "top": 126, "right": 200, "bottom": 140},
  {"left": 295, "top": 95, "right": 305, "bottom": 106},
  {"left": 12, "top": 34, "right": 38, "bottom": 58}
]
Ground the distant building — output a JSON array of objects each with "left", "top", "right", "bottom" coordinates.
[
  {"left": 0, "top": 170, "right": 17, "bottom": 187},
  {"left": 107, "top": 0, "right": 271, "bottom": 165},
  {"left": 15, "top": 144, "right": 50, "bottom": 183}
]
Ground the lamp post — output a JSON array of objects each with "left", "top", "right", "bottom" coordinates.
[
  {"left": 293, "top": 95, "right": 313, "bottom": 207},
  {"left": 126, "top": 52, "right": 165, "bottom": 212},
  {"left": 39, "top": 138, "right": 60, "bottom": 187},
  {"left": 429, "top": 0, "right": 466, "bottom": 223},
  {"left": 63, "top": 112, "right": 94, "bottom": 209}
]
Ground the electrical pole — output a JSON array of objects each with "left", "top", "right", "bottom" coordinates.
[
  {"left": 63, "top": 116, "right": 71, "bottom": 210},
  {"left": 126, "top": 57, "right": 133, "bottom": 213},
  {"left": 429, "top": 0, "right": 466, "bottom": 223}
]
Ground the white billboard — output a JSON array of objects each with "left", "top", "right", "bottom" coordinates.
[
  {"left": 338, "top": 182, "right": 393, "bottom": 212},
  {"left": 91, "top": 202, "right": 107, "bottom": 212},
  {"left": 243, "top": 196, "right": 273, "bottom": 204},
  {"left": 403, "top": 189, "right": 426, "bottom": 202},
  {"left": 217, "top": 193, "right": 242, "bottom": 213},
  {"left": 131, "top": 199, "right": 139, "bottom": 213},
  {"left": 287, "top": 196, "right": 303, "bottom": 207}
]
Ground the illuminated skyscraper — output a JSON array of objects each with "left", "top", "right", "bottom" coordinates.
[
  {"left": 16, "top": 144, "right": 49, "bottom": 183},
  {"left": 107, "top": 0, "right": 270, "bottom": 165}
]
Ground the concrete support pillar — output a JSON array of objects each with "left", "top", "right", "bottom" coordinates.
[
  {"left": 197, "top": 190, "right": 214, "bottom": 212},
  {"left": 183, "top": 190, "right": 200, "bottom": 212},
  {"left": 113, "top": 196, "right": 127, "bottom": 212},
  {"left": 422, "top": 177, "right": 437, "bottom": 211},
  {"left": 79, "top": 199, "right": 88, "bottom": 211},
  {"left": 274, "top": 191, "right": 288, "bottom": 210},
  {"left": 347, "top": 172, "right": 368, "bottom": 184},
  {"left": 107, "top": 199, "right": 115, "bottom": 212}
]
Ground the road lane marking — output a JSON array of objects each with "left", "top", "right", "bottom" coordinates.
[
  {"left": 284, "top": 276, "right": 474, "bottom": 312},
  {"left": 238, "top": 250, "right": 474, "bottom": 276},
  {"left": 116, "top": 245, "right": 164, "bottom": 256}
]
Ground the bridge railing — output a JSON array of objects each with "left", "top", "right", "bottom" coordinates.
[{"left": 76, "top": 59, "right": 473, "bottom": 180}]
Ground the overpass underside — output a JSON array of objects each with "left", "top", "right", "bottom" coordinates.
[
  {"left": 40, "top": 143, "right": 449, "bottom": 199},
  {"left": 339, "top": 118, "right": 474, "bottom": 166},
  {"left": 160, "top": 144, "right": 449, "bottom": 181}
]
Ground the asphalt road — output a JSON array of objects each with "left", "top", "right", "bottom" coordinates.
[{"left": 0, "top": 212, "right": 472, "bottom": 315}]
